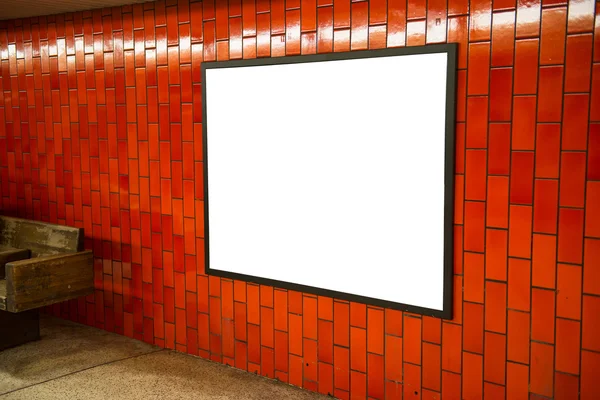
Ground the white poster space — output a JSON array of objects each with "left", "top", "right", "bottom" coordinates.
[{"left": 205, "top": 51, "right": 450, "bottom": 312}]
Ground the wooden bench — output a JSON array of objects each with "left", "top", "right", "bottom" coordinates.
[{"left": 0, "top": 216, "right": 94, "bottom": 350}]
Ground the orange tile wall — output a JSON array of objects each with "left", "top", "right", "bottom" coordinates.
[{"left": 1, "top": 0, "right": 599, "bottom": 398}]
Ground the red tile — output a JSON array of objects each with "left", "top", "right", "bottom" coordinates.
[
  {"left": 556, "top": 318, "right": 580, "bottom": 374},
  {"left": 289, "top": 314, "right": 302, "bottom": 355},
  {"left": 530, "top": 342, "right": 554, "bottom": 397},
  {"left": 456, "top": 177, "right": 464, "bottom": 225},
  {"left": 507, "top": 362, "right": 529, "bottom": 400},
  {"left": 535, "top": 124, "right": 561, "bottom": 178},
  {"left": 385, "top": 309, "right": 403, "bottom": 337},
  {"left": 462, "top": 352, "right": 483, "bottom": 399},
  {"left": 508, "top": 258, "right": 531, "bottom": 311},
  {"left": 490, "top": 68, "right": 512, "bottom": 121},
  {"left": 464, "top": 252, "right": 484, "bottom": 303},
  {"left": 582, "top": 350, "right": 600, "bottom": 399},
  {"left": 557, "top": 208, "right": 584, "bottom": 264},
  {"left": 514, "top": 38, "right": 539, "bottom": 94},
  {"left": 317, "top": 6, "right": 333, "bottom": 53},
  {"left": 516, "top": 0, "right": 540, "bottom": 38},
  {"left": 531, "top": 288, "right": 555, "bottom": 343},
  {"left": 275, "top": 330, "right": 288, "bottom": 372},
  {"left": 485, "top": 281, "right": 507, "bottom": 333},
  {"left": 538, "top": 66, "right": 564, "bottom": 122},
  {"left": 533, "top": 179, "right": 559, "bottom": 234},
  {"left": 318, "top": 362, "right": 333, "bottom": 396},
  {"left": 426, "top": 0, "right": 447, "bottom": 43},
  {"left": 317, "top": 320, "right": 333, "bottom": 364},
  {"left": 557, "top": 263, "right": 582, "bottom": 320},
  {"left": 448, "top": 16, "right": 468, "bottom": 69},
  {"left": 484, "top": 332, "right": 506, "bottom": 385},
  {"left": 332, "top": 302, "right": 349, "bottom": 347},
  {"left": 486, "top": 228, "right": 508, "bottom": 281},
  {"left": 334, "top": 346, "right": 349, "bottom": 391},
  {"left": 559, "top": 151, "right": 586, "bottom": 207},
  {"left": 532, "top": 234, "right": 557, "bottom": 288},
  {"left": 448, "top": 0, "right": 468, "bottom": 15},
  {"left": 508, "top": 205, "right": 532, "bottom": 258},
  {"left": 512, "top": 96, "right": 536, "bottom": 150},
  {"left": 441, "top": 371, "right": 461, "bottom": 400},
  {"left": 261, "top": 306, "right": 274, "bottom": 348},
  {"left": 403, "top": 363, "right": 421, "bottom": 400},
  {"left": 466, "top": 96, "right": 488, "bottom": 148},
  {"left": 510, "top": 151, "right": 534, "bottom": 204},
  {"left": 301, "top": 0, "right": 317, "bottom": 32},
  {"left": 463, "top": 302, "right": 483, "bottom": 354},
  {"left": 350, "top": 302, "right": 366, "bottom": 328},
  {"left": 507, "top": 310, "right": 529, "bottom": 363},
  {"left": 484, "top": 383, "right": 505, "bottom": 400},
  {"left": 350, "top": 327, "right": 366, "bottom": 372},
  {"left": 488, "top": 123, "right": 511, "bottom": 175},
  {"left": 456, "top": 74, "right": 467, "bottom": 122},
  {"left": 289, "top": 354, "right": 302, "bottom": 387},
  {"left": 422, "top": 316, "right": 441, "bottom": 345},
  {"left": 562, "top": 94, "right": 590, "bottom": 151},
  {"left": 540, "top": 7, "right": 567, "bottom": 65},
  {"left": 565, "top": 33, "right": 593, "bottom": 92},
  {"left": 567, "top": 0, "right": 595, "bottom": 33},
  {"left": 303, "top": 296, "right": 317, "bottom": 339},
  {"left": 407, "top": 0, "right": 426, "bottom": 20},
  {"left": 366, "top": 308, "right": 383, "bottom": 355},
  {"left": 586, "top": 182, "right": 600, "bottom": 238},
  {"left": 247, "top": 284, "right": 259, "bottom": 324},
  {"left": 304, "top": 339, "right": 318, "bottom": 381},
  {"left": 491, "top": 11, "right": 515, "bottom": 66},
  {"left": 465, "top": 150, "right": 487, "bottom": 200},
  {"left": 256, "top": 13, "right": 270, "bottom": 58},
  {"left": 404, "top": 316, "right": 422, "bottom": 364},
  {"left": 367, "top": 353, "right": 384, "bottom": 398},
  {"left": 422, "top": 343, "right": 440, "bottom": 391},
  {"left": 590, "top": 124, "right": 600, "bottom": 179},
  {"left": 350, "top": 371, "right": 367, "bottom": 399},
  {"left": 241, "top": 0, "right": 256, "bottom": 37},
  {"left": 286, "top": 10, "right": 301, "bottom": 55},
  {"left": 465, "top": 201, "right": 485, "bottom": 252},
  {"left": 442, "top": 324, "right": 462, "bottom": 372},
  {"left": 467, "top": 42, "right": 490, "bottom": 95},
  {"left": 406, "top": 19, "right": 426, "bottom": 46},
  {"left": 234, "top": 302, "right": 247, "bottom": 341},
  {"left": 582, "top": 295, "right": 600, "bottom": 351},
  {"left": 592, "top": 68, "right": 600, "bottom": 121},
  {"left": 555, "top": 372, "right": 579, "bottom": 400},
  {"left": 469, "top": 0, "right": 492, "bottom": 41},
  {"left": 334, "top": 0, "right": 350, "bottom": 29},
  {"left": 387, "top": 0, "right": 406, "bottom": 47}
]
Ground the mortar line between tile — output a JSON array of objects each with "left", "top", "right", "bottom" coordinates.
[{"left": 0, "top": 348, "right": 165, "bottom": 398}]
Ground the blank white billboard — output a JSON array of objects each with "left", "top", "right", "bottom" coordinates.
[{"left": 203, "top": 45, "right": 456, "bottom": 318}]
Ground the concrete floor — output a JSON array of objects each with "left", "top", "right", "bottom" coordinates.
[{"left": 0, "top": 316, "right": 327, "bottom": 400}]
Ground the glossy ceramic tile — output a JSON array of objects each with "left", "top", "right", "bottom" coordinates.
[{"left": 0, "top": 1, "right": 597, "bottom": 399}]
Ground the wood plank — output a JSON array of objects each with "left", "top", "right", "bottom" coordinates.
[
  {"left": 5, "top": 250, "right": 94, "bottom": 313},
  {"left": 0, "top": 216, "right": 83, "bottom": 257},
  {"left": 0, "top": 280, "right": 6, "bottom": 311},
  {"left": 0, "top": 247, "right": 31, "bottom": 279}
]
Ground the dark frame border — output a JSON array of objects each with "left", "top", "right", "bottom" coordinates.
[{"left": 201, "top": 43, "right": 457, "bottom": 320}]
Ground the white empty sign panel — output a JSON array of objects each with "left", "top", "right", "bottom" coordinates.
[{"left": 203, "top": 45, "right": 457, "bottom": 318}]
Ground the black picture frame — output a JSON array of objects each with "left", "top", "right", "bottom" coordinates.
[{"left": 201, "top": 43, "right": 457, "bottom": 320}]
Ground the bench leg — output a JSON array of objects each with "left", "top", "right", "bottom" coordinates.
[{"left": 0, "top": 309, "right": 40, "bottom": 351}]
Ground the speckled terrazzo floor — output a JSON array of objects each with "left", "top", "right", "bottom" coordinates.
[{"left": 0, "top": 316, "right": 327, "bottom": 400}]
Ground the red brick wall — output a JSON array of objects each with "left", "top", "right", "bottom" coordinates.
[{"left": 1, "top": 0, "right": 599, "bottom": 398}]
